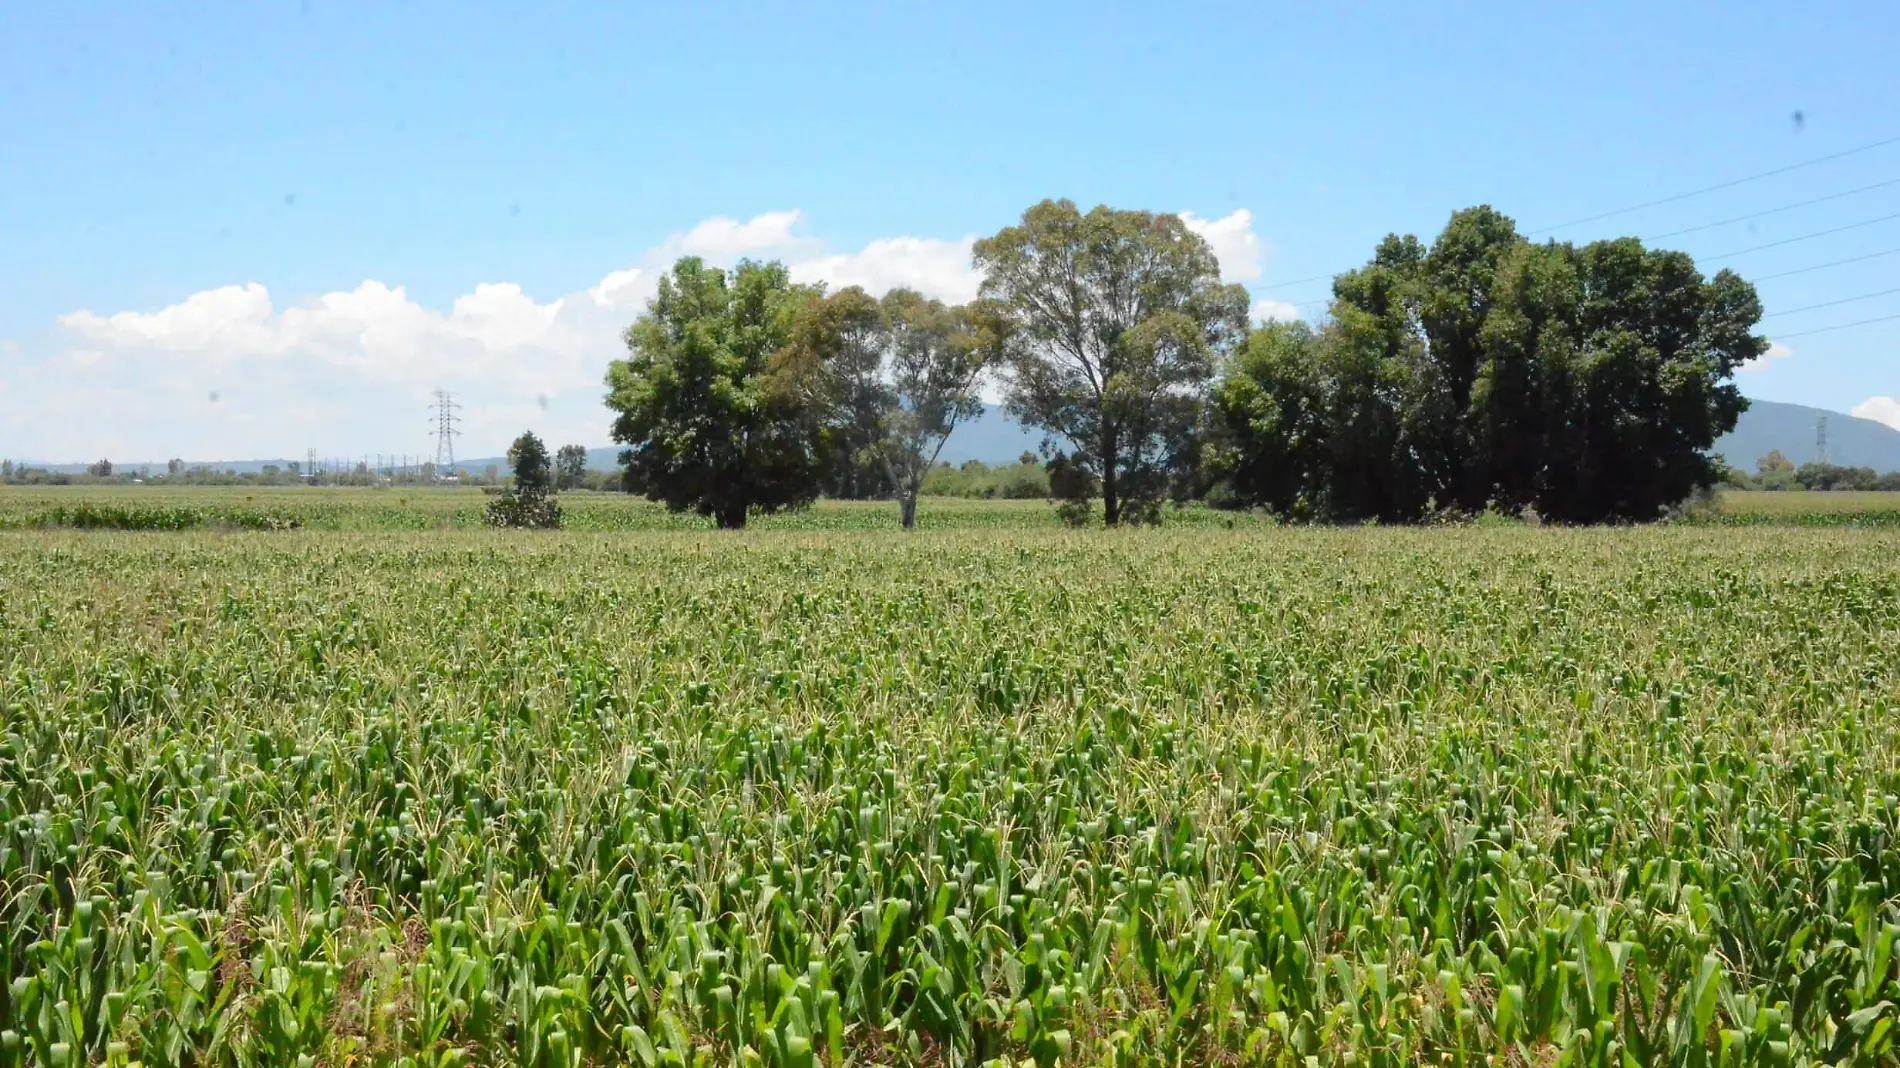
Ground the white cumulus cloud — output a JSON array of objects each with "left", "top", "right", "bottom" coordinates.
[
  {"left": 8, "top": 206, "right": 1287, "bottom": 460},
  {"left": 1250, "top": 298, "right": 1302, "bottom": 324},
  {"left": 8, "top": 210, "right": 1009, "bottom": 460},
  {"left": 1851, "top": 396, "right": 1900, "bottom": 431},
  {"left": 1179, "top": 209, "right": 1263, "bottom": 282},
  {"left": 61, "top": 283, "right": 283, "bottom": 364},
  {"left": 677, "top": 210, "right": 817, "bottom": 259},
  {"left": 1738, "top": 340, "right": 1794, "bottom": 373},
  {"left": 790, "top": 236, "right": 980, "bottom": 303}
]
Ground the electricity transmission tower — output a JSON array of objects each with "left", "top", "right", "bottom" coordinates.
[
  {"left": 1814, "top": 416, "right": 1828, "bottom": 466},
  {"left": 431, "top": 391, "right": 462, "bottom": 474}
]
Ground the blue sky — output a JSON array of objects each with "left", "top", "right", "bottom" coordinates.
[{"left": 3, "top": 0, "right": 1898, "bottom": 461}]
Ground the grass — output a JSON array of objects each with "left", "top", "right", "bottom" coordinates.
[{"left": 2, "top": 523, "right": 1897, "bottom": 1065}]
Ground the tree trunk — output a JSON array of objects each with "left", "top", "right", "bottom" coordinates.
[
  {"left": 1101, "top": 443, "right": 1120, "bottom": 526},
  {"left": 900, "top": 493, "right": 918, "bottom": 531},
  {"left": 715, "top": 501, "right": 747, "bottom": 529}
]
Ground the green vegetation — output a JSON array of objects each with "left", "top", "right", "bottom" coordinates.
[
  {"left": 485, "top": 433, "right": 564, "bottom": 530},
  {"left": 1211, "top": 208, "right": 1762, "bottom": 524},
  {"left": 605, "top": 258, "right": 829, "bottom": 529},
  {"left": 779, "top": 286, "right": 1002, "bottom": 529},
  {"left": 589, "top": 200, "right": 1764, "bottom": 530},
  {"left": 0, "top": 487, "right": 1261, "bottom": 533},
  {"left": 11, "top": 485, "right": 1900, "bottom": 533},
  {"left": 1727, "top": 451, "right": 1900, "bottom": 494},
  {"left": 1695, "top": 489, "right": 1900, "bottom": 528},
  {"left": 3, "top": 523, "right": 1898, "bottom": 1066},
  {"left": 976, "top": 200, "right": 1249, "bottom": 525},
  {"left": 920, "top": 458, "right": 1051, "bottom": 501}
]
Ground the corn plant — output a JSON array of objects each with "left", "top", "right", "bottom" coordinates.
[{"left": 0, "top": 524, "right": 1896, "bottom": 1065}]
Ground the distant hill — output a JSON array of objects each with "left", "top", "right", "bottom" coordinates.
[
  {"left": 1712, "top": 399, "right": 1900, "bottom": 473},
  {"left": 934, "top": 406, "right": 1043, "bottom": 465}
]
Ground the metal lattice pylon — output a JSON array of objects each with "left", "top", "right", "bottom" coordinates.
[{"left": 432, "top": 390, "right": 462, "bottom": 472}]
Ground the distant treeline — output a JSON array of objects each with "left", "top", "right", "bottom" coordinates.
[
  {"left": 0, "top": 456, "right": 627, "bottom": 491},
  {"left": 1729, "top": 451, "right": 1900, "bottom": 492},
  {"left": 604, "top": 200, "right": 1766, "bottom": 527}
]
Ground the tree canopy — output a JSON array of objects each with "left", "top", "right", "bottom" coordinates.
[
  {"left": 604, "top": 257, "right": 827, "bottom": 528},
  {"left": 486, "top": 430, "right": 562, "bottom": 528},
  {"left": 507, "top": 431, "right": 552, "bottom": 492},
  {"left": 1212, "top": 207, "right": 1765, "bottom": 523},
  {"left": 779, "top": 286, "right": 1003, "bottom": 528},
  {"left": 554, "top": 444, "right": 588, "bottom": 490},
  {"left": 975, "top": 199, "right": 1249, "bottom": 525},
  {"left": 596, "top": 203, "right": 1763, "bottom": 528}
]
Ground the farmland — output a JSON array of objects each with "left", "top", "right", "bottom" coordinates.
[
  {"left": 0, "top": 487, "right": 1262, "bottom": 533},
  {"left": 3, "top": 522, "right": 1899, "bottom": 1066},
  {"left": 4, "top": 485, "right": 1900, "bottom": 533}
]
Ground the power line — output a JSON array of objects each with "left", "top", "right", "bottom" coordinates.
[
  {"left": 1271, "top": 267, "right": 1900, "bottom": 320},
  {"left": 1525, "top": 133, "right": 1900, "bottom": 234},
  {"left": 1751, "top": 246, "right": 1900, "bottom": 281},
  {"left": 1704, "top": 211, "right": 1900, "bottom": 259},
  {"left": 1264, "top": 223, "right": 1900, "bottom": 294},
  {"left": 1643, "top": 176, "right": 1900, "bottom": 240},
  {"left": 1256, "top": 270, "right": 1337, "bottom": 290},
  {"left": 1760, "top": 286, "right": 1900, "bottom": 319},
  {"left": 1770, "top": 312, "right": 1900, "bottom": 340},
  {"left": 1255, "top": 137, "right": 1900, "bottom": 290}
]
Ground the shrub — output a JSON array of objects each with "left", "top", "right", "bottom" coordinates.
[{"left": 483, "top": 491, "right": 562, "bottom": 529}]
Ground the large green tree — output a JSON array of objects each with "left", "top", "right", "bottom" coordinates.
[
  {"left": 604, "top": 257, "right": 826, "bottom": 528},
  {"left": 554, "top": 444, "right": 588, "bottom": 490},
  {"left": 1213, "top": 207, "right": 1764, "bottom": 523},
  {"left": 975, "top": 200, "right": 1249, "bottom": 525},
  {"left": 1519, "top": 237, "right": 1760, "bottom": 521},
  {"left": 778, "top": 287, "right": 1003, "bottom": 529},
  {"left": 876, "top": 290, "right": 1003, "bottom": 529},
  {"left": 782, "top": 286, "right": 897, "bottom": 501},
  {"left": 486, "top": 430, "right": 562, "bottom": 528},
  {"left": 1207, "top": 320, "right": 1329, "bottom": 517},
  {"left": 508, "top": 430, "right": 553, "bottom": 492}
]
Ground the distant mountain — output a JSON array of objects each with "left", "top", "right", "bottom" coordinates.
[
  {"left": 935, "top": 406, "right": 1043, "bottom": 465},
  {"left": 1713, "top": 399, "right": 1900, "bottom": 473}
]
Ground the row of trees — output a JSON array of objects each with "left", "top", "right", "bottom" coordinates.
[
  {"left": 605, "top": 261, "right": 1003, "bottom": 528},
  {"left": 601, "top": 201, "right": 1261, "bottom": 528},
  {"left": 605, "top": 200, "right": 1764, "bottom": 528},
  {"left": 1739, "top": 451, "right": 1900, "bottom": 492}
]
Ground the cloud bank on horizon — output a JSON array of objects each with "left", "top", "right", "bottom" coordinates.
[
  {"left": 2, "top": 208, "right": 1296, "bottom": 462},
  {"left": 1853, "top": 396, "right": 1900, "bottom": 431}
]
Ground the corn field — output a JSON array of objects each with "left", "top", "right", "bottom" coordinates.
[{"left": 2, "top": 527, "right": 1897, "bottom": 1066}]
